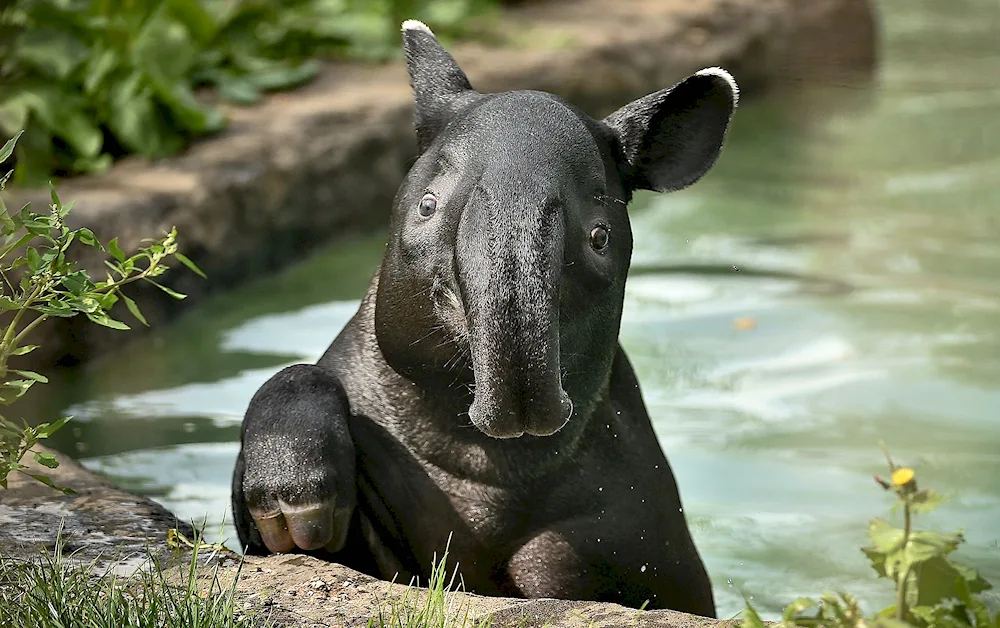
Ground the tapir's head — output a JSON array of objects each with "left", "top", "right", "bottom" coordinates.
[{"left": 375, "top": 21, "right": 737, "bottom": 439}]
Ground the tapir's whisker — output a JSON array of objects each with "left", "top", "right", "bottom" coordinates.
[
  {"left": 409, "top": 325, "right": 441, "bottom": 347},
  {"left": 593, "top": 194, "right": 626, "bottom": 209}
]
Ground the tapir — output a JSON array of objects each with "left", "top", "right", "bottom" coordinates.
[{"left": 232, "top": 20, "right": 738, "bottom": 617}]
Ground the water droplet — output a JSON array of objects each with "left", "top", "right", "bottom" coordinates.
[
  {"left": 679, "top": 507, "right": 684, "bottom": 513},
  {"left": 640, "top": 564, "right": 647, "bottom": 573},
  {"left": 630, "top": 486, "right": 634, "bottom": 490},
  {"left": 733, "top": 265, "right": 740, "bottom": 272},
  {"left": 597, "top": 538, "right": 602, "bottom": 543},
  {"left": 654, "top": 465, "right": 659, "bottom": 469},
  {"left": 598, "top": 487, "right": 603, "bottom": 492},
  {"left": 727, "top": 578, "right": 733, "bottom": 587}
]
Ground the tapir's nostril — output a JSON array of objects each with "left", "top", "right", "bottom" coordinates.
[{"left": 559, "top": 389, "right": 573, "bottom": 420}]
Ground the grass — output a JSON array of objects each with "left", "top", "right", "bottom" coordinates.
[
  {"left": 368, "top": 540, "right": 494, "bottom": 628},
  {"left": 0, "top": 525, "right": 271, "bottom": 628},
  {"left": 0, "top": 530, "right": 498, "bottom": 628}
]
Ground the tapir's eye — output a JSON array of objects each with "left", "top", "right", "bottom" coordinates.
[
  {"left": 418, "top": 194, "right": 438, "bottom": 218},
  {"left": 590, "top": 225, "right": 610, "bottom": 252}
]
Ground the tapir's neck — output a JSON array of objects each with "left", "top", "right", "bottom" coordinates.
[{"left": 331, "top": 266, "right": 610, "bottom": 485}]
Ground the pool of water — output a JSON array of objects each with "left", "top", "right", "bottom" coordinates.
[{"left": 37, "top": 0, "right": 1000, "bottom": 619}]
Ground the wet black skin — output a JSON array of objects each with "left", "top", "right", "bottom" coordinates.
[{"left": 232, "top": 22, "right": 737, "bottom": 617}]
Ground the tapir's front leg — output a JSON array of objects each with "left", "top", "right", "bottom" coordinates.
[{"left": 232, "top": 364, "right": 356, "bottom": 555}]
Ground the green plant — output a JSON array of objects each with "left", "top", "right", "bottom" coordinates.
[
  {"left": 0, "top": 130, "right": 203, "bottom": 492},
  {"left": 742, "top": 445, "right": 998, "bottom": 628},
  {"left": 0, "top": 0, "right": 501, "bottom": 184},
  {"left": 0, "top": 525, "right": 271, "bottom": 628},
  {"left": 369, "top": 536, "right": 494, "bottom": 628}
]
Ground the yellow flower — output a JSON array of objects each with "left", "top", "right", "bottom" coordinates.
[{"left": 892, "top": 467, "right": 915, "bottom": 486}]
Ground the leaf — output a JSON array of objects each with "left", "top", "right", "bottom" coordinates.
[
  {"left": 121, "top": 292, "right": 148, "bottom": 326},
  {"left": 956, "top": 576, "right": 994, "bottom": 627},
  {"left": 13, "top": 28, "right": 88, "bottom": 80},
  {"left": 37, "top": 96, "right": 104, "bottom": 159},
  {"left": 108, "top": 237, "right": 126, "bottom": 262},
  {"left": 83, "top": 49, "right": 120, "bottom": 95},
  {"left": 873, "top": 619, "right": 921, "bottom": 628},
  {"left": 905, "top": 530, "right": 963, "bottom": 567},
  {"left": 32, "top": 451, "right": 59, "bottom": 469},
  {"left": 61, "top": 270, "right": 93, "bottom": 295},
  {"left": 10, "top": 345, "right": 39, "bottom": 356},
  {"left": 782, "top": 597, "right": 816, "bottom": 621},
  {"left": 175, "top": 252, "right": 206, "bottom": 278},
  {"left": 910, "top": 489, "right": 946, "bottom": 514},
  {"left": 166, "top": 0, "right": 220, "bottom": 44},
  {"left": 107, "top": 77, "right": 184, "bottom": 156},
  {"left": 0, "top": 131, "right": 22, "bottom": 164},
  {"left": 85, "top": 311, "right": 130, "bottom": 330},
  {"left": 13, "top": 370, "right": 48, "bottom": 383},
  {"left": 911, "top": 555, "right": 988, "bottom": 608},
  {"left": 217, "top": 76, "right": 262, "bottom": 105},
  {"left": 148, "top": 279, "right": 187, "bottom": 299},
  {"left": 869, "top": 518, "right": 906, "bottom": 554},
  {"left": 76, "top": 227, "right": 102, "bottom": 249},
  {"left": 36, "top": 416, "right": 71, "bottom": 438},
  {"left": 68, "top": 295, "right": 101, "bottom": 314},
  {"left": 131, "top": 7, "right": 198, "bottom": 81},
  {"left": 26, "top": 246, "right": 41, "bottom": 271},
  {"left": 740, "top": 603, "right": 766, "bottom": 628},
  {"left": 245, "top": 60, "right": 319, "bottom": 91}
]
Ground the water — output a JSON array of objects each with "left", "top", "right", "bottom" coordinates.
[{"left": 39, "top": 0, "right": 1000, "bottom": 619}]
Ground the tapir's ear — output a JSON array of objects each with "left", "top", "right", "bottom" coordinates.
[
  {"left": 402, "top": 20, "right": 479, "bottom": 153},
  {"left": 603, "top": 68, "right": 739, "bottom": 193}
]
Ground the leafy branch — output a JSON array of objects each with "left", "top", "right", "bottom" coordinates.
[
  {"left": 0, "top": 130, "right": 204, "bottom": 492},
  {"left": 742, "top": 444, "right": 997, "bottom": 628}
]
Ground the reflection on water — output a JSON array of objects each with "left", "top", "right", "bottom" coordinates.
[{"left": 41, "top": 0, "right": 1000, "bottom": 619}]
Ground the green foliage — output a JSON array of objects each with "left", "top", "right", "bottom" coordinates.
[
  {"left": 742, "top": 444, "right": 998, "bottom": 628},
  {"left": 0, "top": 0, "right": 500, "bottom": 185},
  {"left": 0, "top": 130, "right": 203, "bottom": 491},
  {"left": 0, "top": 527, "right": 272, "bottom": 628},
  {"left": 369, "top": 535, "right": 494, "bottom": 628}
]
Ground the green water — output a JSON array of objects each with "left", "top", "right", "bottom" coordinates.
[{"left": 38, "top": 0, "right": 1000, "bottom": 618}]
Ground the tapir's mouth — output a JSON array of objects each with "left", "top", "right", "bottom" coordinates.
[{"left": 469, "top": 388, "right": 574, "bottom": 439}]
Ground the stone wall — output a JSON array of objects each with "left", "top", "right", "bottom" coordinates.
[{"left": 7, "top": 0, "right": 878, "bottom": 369}]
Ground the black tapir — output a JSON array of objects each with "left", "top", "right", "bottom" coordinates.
[{"left": 232, "top": 19, "right": 738, "bottom": 617}]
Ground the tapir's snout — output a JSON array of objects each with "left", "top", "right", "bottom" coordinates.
[{"left": 456, "top": 181, "right": 572, "bottom": 439}]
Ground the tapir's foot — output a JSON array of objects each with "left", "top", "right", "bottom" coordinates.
[
  {"left": 250, "top": 499, "right": 354, "bottom": 553},
  {"left": 232, "top": 364, "right": 357, "bottom": 555}
]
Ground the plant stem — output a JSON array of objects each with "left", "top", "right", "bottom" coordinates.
[
  {"left": 12, "top": 313, "right": 48, "bottom": 346},
  {"left": 897, "top": 499, "right": 913, "bottom": 622},
  {"left": 0, "top": 283, "right": 45, "bottom": 377}
]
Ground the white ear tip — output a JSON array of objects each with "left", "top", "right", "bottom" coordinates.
[
  {"left": 401, "top": 19, "right": 433, "bottom": 35},
  {"left": 695, "top": 67, "right": 740, "bottom": 106}
]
